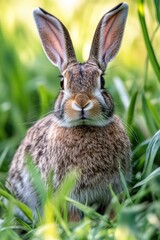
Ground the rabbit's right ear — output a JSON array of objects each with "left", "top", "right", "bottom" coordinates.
[
  {"left": 88, "top": 3, "right": 128, "bottom": 71},
  {"left": 33, "top": 8, "right": 77, "bottom": 72}
]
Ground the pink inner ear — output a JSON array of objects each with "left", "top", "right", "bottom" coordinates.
[
  {"left": 101, "top": 10, "right": 126, "bottom": 63},
  {"left": 102, "top": 14, "right": 118, "bottom": 59},
  {"left": 39, "top": 18, "right": 65, "bottom": 66},
  {"left": 47, "top": 21, "right": 64, "bottom": 59}
]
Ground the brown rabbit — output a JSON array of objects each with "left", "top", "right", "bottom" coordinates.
[{"left": 6, "top": 2, "right": 131, "bottom": 222}]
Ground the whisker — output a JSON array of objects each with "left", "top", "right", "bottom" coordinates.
[
  {"left": 119, "top": 118, "right": 140, "bottom": 143},
  {"left": 40, "top": 110, "right": 54, "bottom": 118}
]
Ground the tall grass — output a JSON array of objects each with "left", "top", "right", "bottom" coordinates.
[{"left": 0, "top": 0, "right": 160, "bottom": 239}]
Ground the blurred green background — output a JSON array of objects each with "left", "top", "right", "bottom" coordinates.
[{"left": 0, "top": 0, "right": 160, "bottom": 181}]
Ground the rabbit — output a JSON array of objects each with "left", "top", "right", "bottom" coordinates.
[{"left": 6, "top": 2, "right": 131, "bottom": 222}]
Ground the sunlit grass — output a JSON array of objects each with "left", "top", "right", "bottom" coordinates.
[{"left": 0, "top": 0, "right": 160, "bottom": 239}]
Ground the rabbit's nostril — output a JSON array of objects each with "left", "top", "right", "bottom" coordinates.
[{"left": 72, "top": 94, "right": 93, "bottom": 111}]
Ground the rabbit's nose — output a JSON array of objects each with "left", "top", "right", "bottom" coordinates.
[{"left": 72, "top": 94, "right": 93, "bottom": 110}]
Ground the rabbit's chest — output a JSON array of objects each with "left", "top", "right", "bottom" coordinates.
[
  {"left": 48, "top": 124, "right": 122, "bottom": 186},
  {"left": 51, "top": 127, "right": 115, "bottom": 163}
]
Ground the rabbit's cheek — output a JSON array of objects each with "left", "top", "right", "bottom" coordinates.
[
  {"left": 65, "top": 109, "right": 80, "bottom": 121},
  {"left": 86, "top": 100, "right": 101, "bottom": 118},
  {"left": 101, "top": 92, "right": 114, "bottom": 117}
]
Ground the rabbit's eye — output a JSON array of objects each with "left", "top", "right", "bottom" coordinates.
[
  {"left": 100, "top": 75, "right": 105, "bottom": 89},
  {"left": 59, "top": 75, "right": 64, "bottom": 90},
  {"left": 60, "top": 79, "right": 64, "bottom": 90}
]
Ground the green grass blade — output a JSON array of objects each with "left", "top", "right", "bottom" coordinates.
[
  {"left": 113, "top": 77, "right": 129, "bottom": 110},
  {"left": 119, "top": 169, "right": 132, "bottom": 204},
  {"left": 142, "top": 92, "right": 157, "bottom": 134},
  {"left": 137, "top": 0, "right": 160, "bottom": 81},
  {"left": 115, "top": 204, "right": 147, "bottom": 240},
  {"left": 146, "top": 98, "right": 160, "bottom": 128},
  {"left": 134, "top": 167, "right": 160, "bottom": 188},
  {"left": 154, "top": 0, "right": 160, "bottom": 24},
  {"left": 25, "top": 157, "right": 47, "bottom": 206},
  {"left": 142, "top": 130, "right": 160, "bottom": 178},
  {"left": 37, "top": 83, "right": 49, "bottom": 117},
  {"left": 66, "top": 197, "right": 104, "bottom": 220},
  {"left": 0, "top": 146, "right": 9, "bottom": 168},
  {"left": 0, "top": 188, "right": 33, "bottom": 221},
  {"left": 132, "top": 138, "right": 150, "bottom": 159},
  {"left": 127, "top": 90, "right": 139, "bottom": 126}
]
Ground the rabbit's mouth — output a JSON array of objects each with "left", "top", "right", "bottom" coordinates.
[
  {"left": 59, "top": 115, "right": 113, "bottom": 127},
  {"left": 80, "top": 109, "right": 87, "bottom": 120},
  {"left": 80, "top": 116, "right": 86, "bottom": 120}
]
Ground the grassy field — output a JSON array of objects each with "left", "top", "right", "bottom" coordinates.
[{"left": 0, "top": 0, "right": 160, "bottom": 239}]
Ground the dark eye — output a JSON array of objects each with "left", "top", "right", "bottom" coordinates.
[
  {"left": 59, "top": 74, "right": 64, "bottom": 90},
  {"left": 60, "top": 78, "right": 64, "bottom": 90},
  {"left": 100, "top": 75, "right": 105, "bottom": 89}
]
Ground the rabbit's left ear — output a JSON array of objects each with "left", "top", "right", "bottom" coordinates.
[
  {"left": 33, "top": 8, "right": 77, "bottom": 72},
  {"left": 88, "top": 3, "right": 128, "bottom": 71}
]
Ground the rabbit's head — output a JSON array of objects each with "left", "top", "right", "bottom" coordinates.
[{"left": 33, "top": 3, "right": 128, "bottom": 127}]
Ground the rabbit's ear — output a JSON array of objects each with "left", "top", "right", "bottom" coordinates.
[
  {"left": 88, "top": 3, "right": 128, "bottom": 71},
  {"left": 33, "top": 8, "right": 77, "bottom": 71}
]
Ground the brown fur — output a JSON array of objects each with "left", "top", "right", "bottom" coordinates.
[{"left": 7, "top": 114, "right": 131, "bottom": 220}]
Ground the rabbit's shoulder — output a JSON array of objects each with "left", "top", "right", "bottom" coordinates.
[
  {"left": 8, "top": 114, "right": 57, "bottom": 179},
  {"left": 20, "top": 114, "right": 59, "bottom": 155}
]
